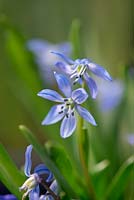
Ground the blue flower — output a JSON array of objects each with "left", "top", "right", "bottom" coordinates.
[
  {"left": 97, "top": 79, "right": 124, "bottom": 112},
  {"left": 38, "top": 72, "right": 97, "bottom": 138},
  {"left": 19, "top": 145, "right": 53, "bottom": 200},
  {"left": 0, "top": 194, "right": 17, "bottom": 200},
  {"left": 33, "top": 180, "right": 58, "bottom": 200},
  {"left": 27, "top": 40, "right": 72, "bottom": 85},
  {"left": 127, "top": 133, "right": 134, "bottom": 146},
  {"left": 51, "top": 52, "right": 112, "bottom": 99}
]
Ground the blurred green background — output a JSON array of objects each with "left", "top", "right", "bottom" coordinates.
[{"left": 0, "top": 0, "right": 133, "bottom": 165}]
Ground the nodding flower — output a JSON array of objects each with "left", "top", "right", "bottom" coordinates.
[{"left": 19, "top": 145, "right": 53, "bottom": 200}]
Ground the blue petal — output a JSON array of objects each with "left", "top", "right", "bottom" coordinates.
[
  {"left": 0, "top": 195, "right": 17, "bottom": 200},
  {"left": 27, "top": 39, "right": 49, "bottom": 55},
  {"left": 42, "top": 104, "right": 66, "bottom": 125},
  {"left": 84, "top": 73, "right": 98, "bottom": 99},
  {"left": 75, "top": 105, "right": 97, "bottom": 126},
  {"left": 51, "top": 51, "right": 74, "bottom": 65},
  {"left": 55, "top": 61, "right": 73, "bottom": 74},
  {"left": 37, "top": 89, "right": 64, "bottom": 102},
  {"left": 34, "top": 164, "right": 53, "bottom": 182},
  {"left": 54, "top": 72, "right": 72, "bottom": 97},
  {"left": 60, "top": 112, "right": 76, "bottom": 138},
  {"left": 49, "top": 180, "right": 58, "bottom": 194},
  {"left": 44, "top": 180, "right": 58, "bottom": 199},
  {"left": 24, "top": 145, "right": 33, "bottom": 177},
  {"left": 88, "top": 63, "right": 112, "bottom": 81},
  {"left": 29, "top": 185, "right": 40, "bottom": 200},
  {"left": 72, "top": 88, "right": 88, "bottom": 104}
]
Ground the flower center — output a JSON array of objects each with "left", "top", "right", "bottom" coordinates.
[
  {"left": 73, "top": 64, "right": 87, "bottom": 84},
  {"left": 58, "top": 98, "right": 74, "bottom": 117}
]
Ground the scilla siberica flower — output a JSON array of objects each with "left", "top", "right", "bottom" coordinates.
[
  {"left": 38, "top": 72, "right": 97, "bottom": 138},
  {"left": 19, "top": 145, "right": 53, "bottom": 200},
  {"left": 51, "top": 52, "right": 112, "bottom": 99}
]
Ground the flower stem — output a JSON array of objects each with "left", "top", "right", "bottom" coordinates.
[
  {"left": 77, "top": 115, "right": 96, "bottom": 200},
  {"left": 40, "top": 179, "right": 60, "bottom": 200}
]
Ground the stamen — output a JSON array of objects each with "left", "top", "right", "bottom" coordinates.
[
  {"left": 59, "top": 111, "right": 63, "bottom": 114},
  {"left": 72, "top": 112, "right": 74, "bottom": 116},
  {"left": 66, "top": 113, "right": 69, "bottom": 118}
]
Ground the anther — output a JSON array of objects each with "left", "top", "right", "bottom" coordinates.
[
  {"left": 71, "top": 112, "right": 74, "bottom": 116},
  {"left": 59, "top": 111, "right": 63, "bottom": 114},
  {"left": 66, "top": 113, "right": 69, "bottom": 118}
]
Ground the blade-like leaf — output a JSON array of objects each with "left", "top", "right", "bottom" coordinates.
[
  {"left": 19, "top": 125, "right": 77, "bottom": 198},
  {"left": 45, "top": 141, "right": 87, "bottom": 198},
  {"left": 105, "top": 156, "right": 134, "bottom": 200},
  {"left": 0, "top": 143, "right": 25, "bottom": 199},
  {"left": 91, "top": 160, "right": 110, "bottom": 200},
  {"left": 1, "top": 19, "right": 60, "bottom": 141}
]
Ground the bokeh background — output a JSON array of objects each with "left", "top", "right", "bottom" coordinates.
[{"left": 0, "top": 0, "right": 134, "bottom": 168}]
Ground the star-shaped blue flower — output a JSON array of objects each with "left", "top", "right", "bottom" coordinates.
[
  {"left": 38, "top": 72, "right": 97, "bottom": 138},
  {"left": 19, "top": 145, "right": 53, "bottom": 200},
  {"left": 51, "top": 52, "right": 112, "bottom": 99}
]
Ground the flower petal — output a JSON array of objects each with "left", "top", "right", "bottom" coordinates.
[
  {"left": 34, "top": 164, "right": 53, "bottom": 182},
  {"left": 55, "top": 61, "right": 74, "bottom": 74},
  {"left": 51, "top": 51, "right": 74, "bottom": 65},
  {"left": 37, "top": 89, "right": 64, "bottom": 102},
  {"left": 72, "top": 88, "right": 88, "bottom": 104},
  {"left": 24, "top": 145, "right": 33, "bottom": 177},
  {"left": 75, "top": 105, "right": 97, "bottom": 126},
  {"left": 88, "top": 62, "right": 112, "bottom": 81},
  {"left": 60, "top": 112, "right": 76, "bottom": 138},
  {"left": 0, "top": 195, "right": 17, "bottom": 200},
  {"left": 42, "top": 104, "right": 66, "bottom": 125},
  {"left": 29, "top": 185, "right": 40, "bottom": 200},
  {"left": 44, "top": 180, "right": 58, "bottom": 199},
  {"left": 54, "top": 72, "right": 72, "bottom": 97},
  {"left": 84, "top": 73, "right": 98, "bottom": 99}
]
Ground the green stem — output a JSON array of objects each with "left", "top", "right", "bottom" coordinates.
[{"left": 77, "top": 115, "right": 96, "bottom": 200}]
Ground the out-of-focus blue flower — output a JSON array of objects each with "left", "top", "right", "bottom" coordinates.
[
  {"left": 127, "top": 133, "right": 134, "bottom": 146},
  {"left": 97, "top": 79, "right": 124, "bottom": 112},
  {"left": 19, "top": 145, "right": 53, "bottom": 200},
  {"left": 27, "top": 40, "right": 72, "bottom": 85},
  {"left": 38, "top": 72, "right": 97, "bottom": 138},
  {"left": 51, "top": 52, "right": 112, "bottom": 99},
  {"left": 0, "top": 194, "right": 17, "bottom": 200}
]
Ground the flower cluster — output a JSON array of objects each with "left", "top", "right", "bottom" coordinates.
[
  {"left": 38, "top": 52, "right": 112, "bottom": 138},
  {"left": 20, "top": 145, "right": 58, "bottom": 200}
]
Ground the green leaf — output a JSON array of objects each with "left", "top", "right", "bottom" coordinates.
[
  {"left": 91, "top": 160, "right": 110, "bottom": 200},
  {"left": 19, "top": 125, "right": 78, "bottom": 198},
  {"left": 0, "top": 143, "right": 25, "bottom": 199},
  {"left": 1, "top": 18, "right": 60, "bottom": 141},
  {"left": 69, "top": 19, "right": 81, "bottom": 59},
  {"left": 45, "top": 141, "right": 87, "bottom": 198},
  {"left": 105, "top": 155, "right": 134, "bottom": 200}
]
